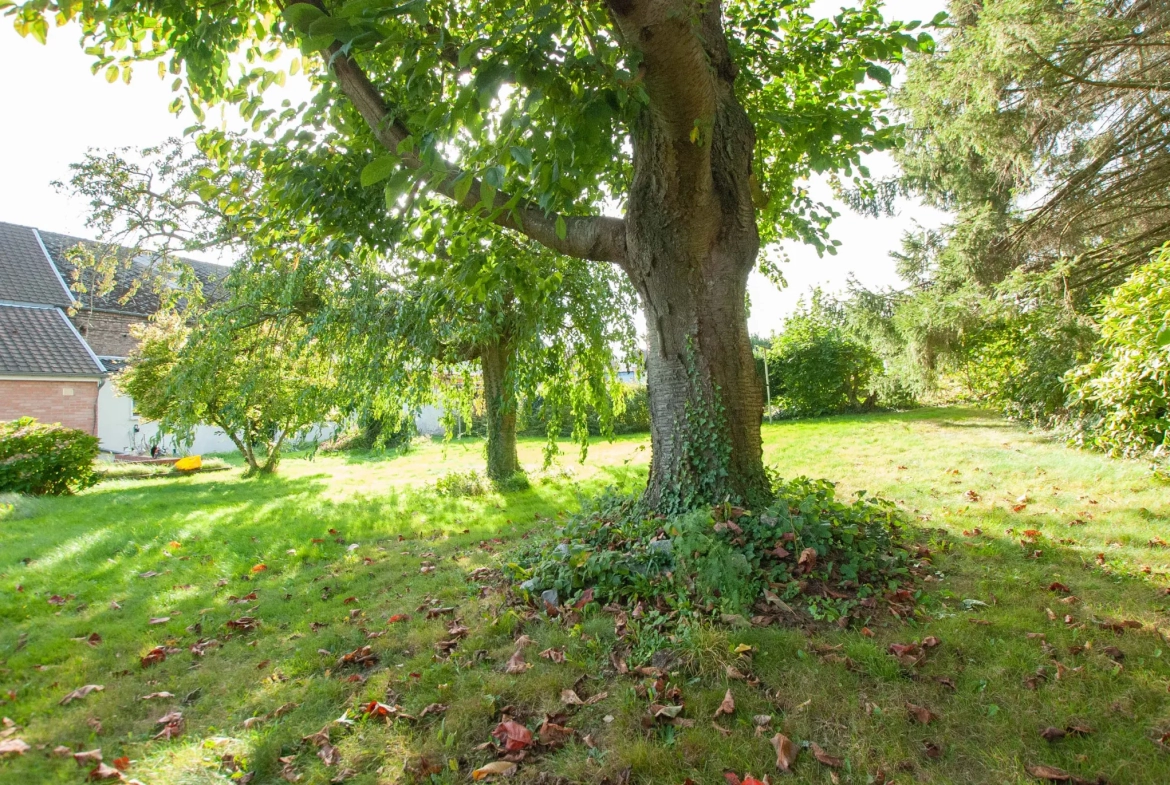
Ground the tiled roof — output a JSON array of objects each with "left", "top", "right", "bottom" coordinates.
[
  {"left": 0, "top": 221, "right": 73, "bottom": 308},
  {"left": 0, "top": 304, "right": 104, "bottom": 376},
  {"left": 38, "top": 230, "right": 228, "bottom": 316}
]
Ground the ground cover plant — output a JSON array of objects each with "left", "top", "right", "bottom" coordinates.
[{"left": 2, "top": 408, "right": 1170, "bottom": 784}]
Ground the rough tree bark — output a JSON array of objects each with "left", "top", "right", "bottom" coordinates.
[
  {"left": 607, "top": 0, "right": 768, "bottom": 510},
  {"left": 479, "top": 336, "right": 521, "bottom": 483},
  {"left": 322, "top": 0, "right": 770, "bottom": 510}
]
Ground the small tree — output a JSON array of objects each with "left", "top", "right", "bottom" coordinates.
[{"left": 119, "top": 309, "right": 336, "bottom": 475}]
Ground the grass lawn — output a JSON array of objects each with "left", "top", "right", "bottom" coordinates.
[{"left": 2, "top": 407, "right": 1169, "bottom": 784}]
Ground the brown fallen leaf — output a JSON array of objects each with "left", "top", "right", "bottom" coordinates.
[
  {"left": 714, "top": 689, "right": 735, "bottom": 718},
  {"left": 1040, "top": 727, "right": 1066, "bottom": 741},
  {"left": 906, "top": 703, "right": 937, "bottom": 724},
  {"left": 771, "top": 733, "right": 798, "bottom": 771},
  {"left": 317, "top": 743, "right": 341, "bottom": 767},
  {"left": 811, "top": 743, "right": 843, "bottom": 768},
  {"left": 504, "top": 648, "right": 531, "bottom": 674},
  {"left": 141, "top": 646, "right": 167, "bottom": 668},
  {"left": 112, "top": 756, "right": 130, "bottom": 771},
  {"left": 74, "top": 749, "right": 103, "bottom": 766},
  {"left": 87, "top": 762, "right": 122, "bottom": 781},
  {"left": 60, "top": 685, "right": 104, "bottom": 706},
  {"left": 539, "top": 647, "right": 566, "bottom": 664},
  {"left": 710, "top": 721, "right": 732, "bottom": 737},
  {"left": 0, "top": 738, "right": 30, "bottom": 756},
  {"left": 1025, "top": 763, "right": 1073, "bottom": 781},
  {"left": 139, "top": 692, "right": 174, "bottom": 701},
  {"left": 418, "top": 703, "right": 448, "bottom": 717},
  {"left": 471, "top": 761, "right": 517, "bottom": 780}
]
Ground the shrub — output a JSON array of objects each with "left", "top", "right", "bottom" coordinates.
[
  {"left": 433, "top": 469, "right": 490, "bottom": 497},
  {"left": 509, "top": 475, "right": 912, "bottom": 623},
  {"left": 0, "top": 418, "right": 100, "bottom": 496},
  {"left": 1067, "top": 246, "right": 1170, "bottom": 459},
  {"left": 768, "top": 297, "right": 881, "bottom": 418}
]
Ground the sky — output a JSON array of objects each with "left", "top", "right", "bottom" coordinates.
[{"left": 0, "top": 0, "right": 948, "bottom": 338}]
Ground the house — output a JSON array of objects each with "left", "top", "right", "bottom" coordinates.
[{"left": 0, "top": 220, "right": 242, "bottom": 454}]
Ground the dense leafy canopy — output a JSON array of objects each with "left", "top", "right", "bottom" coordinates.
[{"left": 10, "top": 0, "right": 934, "bottom": 257}]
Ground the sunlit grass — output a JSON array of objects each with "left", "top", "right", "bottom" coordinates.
[{"left": 1, "top": 409, "right": 1168, "bottom": 784}]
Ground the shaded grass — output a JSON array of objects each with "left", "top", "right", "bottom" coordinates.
[{"left": 1, "top": 409, "right": 1168, "bottom": 784}]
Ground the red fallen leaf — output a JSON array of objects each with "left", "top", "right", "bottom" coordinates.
[
  {"left": 329, "top": 528, "right": 339, "bottom": 534},
  {"left": 361, "top": 701, "right": 396, "bottom": 719},
  {"left": 311, "top": 538, "right": 325, "bottom": 544},
  {"left": 339, "top": 646, "right": 378, "bottom": 668},
  {"left": 251, "top": 564, "right": 267, "bottom": 573},
  {"left": 861, "top": 627, "right": 875, "bottom": 638},
  {"left": 1025, "top": 763, "right": 1073, "bottom": 781},
  {"left": 811, "top": 743, "right": 843, "bottom": 768},
  {"left": 714, "top": 689, "right": 735, "bottom": 718},
  {"left": 906, "top": 703, "right": 937, "bottom": 724},
  {"left": 342, "top": 597, "right": 358, "bottom": 605},
  {"left": 87, "top": 762, "right": 122, "bottom": 780},
  {"left": 388, "top": 614, "right": 409, "bottom": 624},
  {"left": 141, "top": 647, "right": 167, "bottom": 668},
  {"left": 1048, "top": 582, "right": 1071, "bottom": 593},
  {"left": 771, "top": 733, "right": 798, "bottom": 771},
  {"left": 491, "top": 719, "right": 533, "bottom": 752},
  {"left": 112, "top": 756, "right": 130, "bottom": 771},
  {"left": 574, "top": 588, "right": 595, "bottom": 609},
  {"left": 742, "top": 778, "right": 767, "bottom": 785},
  {"left": 48, "top": 594, "right": 68, "bottom": 605}
]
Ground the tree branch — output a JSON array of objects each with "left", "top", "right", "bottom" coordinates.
[{"left": 289, "top": 4, "right": 627, "bottom": 265}]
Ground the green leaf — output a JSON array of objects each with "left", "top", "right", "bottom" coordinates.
[
  {"left": 282, "top": 3, "right": 327, "bottom": 32},
  {"left": 865, "top": 64, "right": 892, "bottom": 87},
  {"left": 360, "top": 155, "right": 398, "bottom": 188},
  {"left": 509, "top": 146, "right": 532, "bottom": 168},
  {"left": 308, "top": 16, "right": 352, "bottom": 39},
  {"left": 478, "top": 180, "right": 497, "bottom": 211},
  {"left": 555, "top": 215, "right": 567, "bottom": 241},
  {"left": 453, "top": 173, "right": 473, "bottom": 204},
  {"left": 1157, "top": 326, "right": 1170, "bottom": 347}
]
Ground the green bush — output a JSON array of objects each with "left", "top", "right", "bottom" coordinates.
[
  {"left": 432, "top": 469, "right": 490, "bottom": 497},
  {"left": 509, "top": 475, "right": 911, "bottom": 622},
  {"left": 0, "top": 418, "right": 100, "bottom": 496},
  {"left": 1067, "top": 246, "right": 1170, "bottom": 459},
  {"left": 769, "top": 307, "right": 881, "bottom": 417}
]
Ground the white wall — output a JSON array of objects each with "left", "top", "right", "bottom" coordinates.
[{"left": 95, "top": 380, "right": 338, "bottom": 456}]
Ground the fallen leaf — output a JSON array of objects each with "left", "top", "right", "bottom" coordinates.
[
  {"left": 87, "top": 762, "right": 122, "bottom": 781},
  {"left": 714, "top": 689, "right": 735, "bottom": 718},
  {"left": 504, "top": 648, "right": 530, "bottom": 674},
  {"left": 491, "top": 720, "right": 533, "bottom": 752},
  {"left": 317, "top": 743, "right": 341, "bottom": 767},
  {"left": 771, "top": 733, "right": 798, "bottom": 771},
  {"left": 251, "top": 564, "right": 267, "bottom": 573},
  {"left": 811, "top": 743, "right": 843, "bottom": 768},
  {"left": 0, "top": 738, "right": 30, "bottom": 756},
  {"left": 112, "top": 756, "right": 130, "bottom": 771},
  {"left": 141, "top": 647, "right": 167, "bottom": 668},
  {"left": 148, "top": 617, "right": 170, "bottom": 625},
  {"left": 1025, "top": 763, "right": 1073, "bottom": 781},
  {"left": 1040, "top": 727, "right": 1066, "bottom": 741},
  {"left": 60, "top": 685, "right": 104, "bottom": 705},
  {"left": 139, "top": 692, "right": 174, "bottom": 701},
  {"left": 387, "top": 614, "right": 409, "bottom": 624},
  {"left": 471, "top": 761, "right": 517, "bottom": 780},
  {"left": 906, "top": 703, "right": 937, "bottom": 724},
  {"left": 74, "top": 749, "right": 103, "bottom": 766}
]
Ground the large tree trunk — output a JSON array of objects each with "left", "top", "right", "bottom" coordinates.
[
  {"left": 611, "top": 0, "right": 769, "bottom": 511},
  {"left": 480, "top": 337, "right": 521, "bottom": 483}
]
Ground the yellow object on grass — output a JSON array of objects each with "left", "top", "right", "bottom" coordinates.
[{"left": 174, "top": 455, "right": 202, "bottom": 472}]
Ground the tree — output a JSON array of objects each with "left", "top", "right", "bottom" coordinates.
[
  {"left": 12, "top": 0, "right": 933, "bottom": 510},
  {"left": 64, "top": 140, "right": 640, "bottom": 486},
  {"left": 120, "top": 307, "right": 336, "bottom": 474}
]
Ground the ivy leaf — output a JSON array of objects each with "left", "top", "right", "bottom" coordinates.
[{"left": 360, "top": 155, "right": 398, "bottom": 188}]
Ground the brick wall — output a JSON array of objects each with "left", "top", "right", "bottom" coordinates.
[
  {"left": 0, "top": 379, "right": 99, "bottom": 434},
  {"left": 70, "top": 310, "right": 144, "bottom": 358}
]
